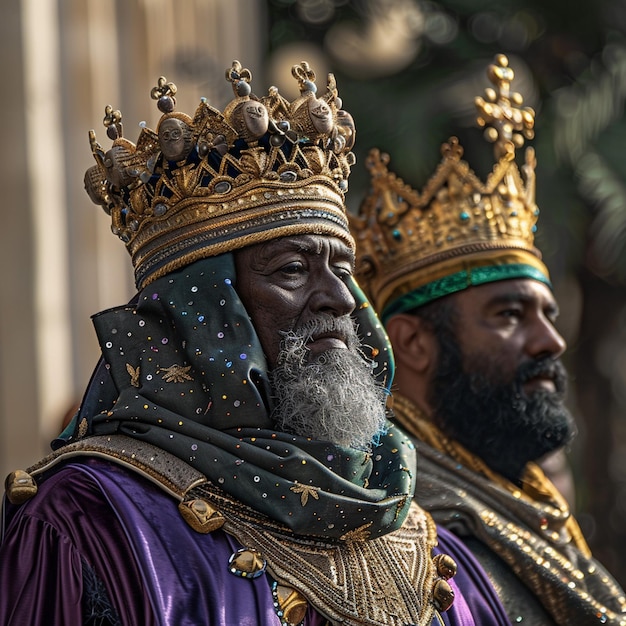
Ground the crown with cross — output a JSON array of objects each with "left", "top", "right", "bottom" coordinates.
[
  {"left": 350, "top": 54, "right": 550, "bottom": 322},
  {"left": 84, "top": 60, "right": 357, "bottom": 290}
]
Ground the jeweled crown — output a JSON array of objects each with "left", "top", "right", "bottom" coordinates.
[
  {"left": 350, "top": 54, "right": 550, "bottom": 322},
  {"left": 85, "top": 61, "right": 357, "bottom": 289}
]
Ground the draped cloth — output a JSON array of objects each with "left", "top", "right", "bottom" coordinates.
[
  {"left": 2, "top": 255, "right": 454, "bottom": 625},
  {"left": 2, "top": 440, "right": 443, "bottom": 626},
  {"left": 61, "top": 254, "right": 416, "bottom": 541},
  {"left": 2, "top": 459, "right": 325, "bottom": 626},
  {"left": 392, "top": 393, "right": 626, "bottom": 625}
]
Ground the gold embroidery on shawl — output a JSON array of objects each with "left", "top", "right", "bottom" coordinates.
[
  {"left": 159, "top": 364, "right": 193, "bottom": 383},
  {"left": 190, "top": 483, "right": 440, "bottom": 626},
  {"left": 290, "top": 482, "right": 320, "bottom": 506},
  {"left": 126, "top": 363, "right": 141, "bottom": 387}
]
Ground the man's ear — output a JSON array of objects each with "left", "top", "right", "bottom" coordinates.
[{"left": 386, "top": 313, "right": 436, "bottom": 375}]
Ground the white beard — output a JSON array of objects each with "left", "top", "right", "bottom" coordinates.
[{"left": 269, "top": 315, "right": 388, "bottom": 450}]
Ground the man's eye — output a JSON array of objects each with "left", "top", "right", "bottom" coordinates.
[
  {"left": 333, "top": 265, "right": 353, "bottom": 278},
  {"left": 280, "top": 262, "right": 304, "bottom": 275},
  {"left": 500, "top": 308, "right": 523, "bottom": 319}
]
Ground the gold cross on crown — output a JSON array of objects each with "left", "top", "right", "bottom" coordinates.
[{"left": 475, "top": 53, "right": 535, "bottom": 160}]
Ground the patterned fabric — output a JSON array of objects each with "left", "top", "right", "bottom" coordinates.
[
  {"left": 58, "top": 254, "right": 414, "bottom": 541},
  {"left": 5, "top": 438, "right": 449, "bottom": 626},
  {"left": 195, "top": 481, "right": 440, "bottom": 625},
  {"left": 392, "top": 393, "right": 626, "bottom": 625},
  {"left": 0, "top": 459, "right": 329, "bottom": 625}
]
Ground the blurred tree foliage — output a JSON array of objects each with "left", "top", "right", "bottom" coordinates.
[{"left": 265, "top": 0, "right": 626, "bottom": 585}]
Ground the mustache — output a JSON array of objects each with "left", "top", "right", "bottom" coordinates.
[
  {"left": 516, "top": 358, "right": 568, "bottom": 394},
  {"left": 287, "top": 314, "right": 358, "bottom": 346}
]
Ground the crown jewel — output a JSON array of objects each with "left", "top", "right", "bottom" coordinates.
[
  {"left": 350, "top": 54, "right": 549, "bottom": 320},
  {"left": 85, "top": 61, "right": 356, "bottom": 289}
]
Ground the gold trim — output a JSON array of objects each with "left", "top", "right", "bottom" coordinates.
[{"left": 24, "top": 434, "right": 207, "bottom": 501}]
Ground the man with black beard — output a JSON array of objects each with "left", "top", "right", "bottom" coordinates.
[
  {"left": 351, "top": 54, "right": 626, "bottom": 625},
  {"left": 412, "top": 289, "right": 574, "bottom": 484}
]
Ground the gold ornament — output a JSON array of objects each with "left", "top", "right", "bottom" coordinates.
[
  {"left": 5, "top": 470, "right": 38, "bottom": 505},
  {"left": 85, "top": 61, "right": 357, "bottom": 290},
  {"left": 179, "top": 498, "right": 225, "bottom": 533},
  {"left": 273, "top": 583, "right": 309, "bottom": 625},
  {"left": 433, "top": 553, "right": 457, "bottom": 580},
  {"left": 228, "top": 548, "right": 267, "bottom": 578},
  {"left": 350, "top": 54, "right": 549, "bottom": 321},
  {"left": 432, "top": 578, "right": 455, "bottom": 612}
]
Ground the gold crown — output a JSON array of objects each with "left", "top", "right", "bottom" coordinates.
[
  {"left": 350, "top": 54, "right": 550, "bottom": 322},
  {"left": 85, "top": 61, "right": 357, "bottom": 289}
]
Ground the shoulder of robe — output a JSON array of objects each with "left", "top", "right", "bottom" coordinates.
[{"left": 4, "top": 434, "right": 207, "bottom": 506}]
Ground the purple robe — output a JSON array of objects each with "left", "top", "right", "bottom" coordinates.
[
  {"left": 435, "top": 526, "right": 512, "bottom": 625},
  {"left": 1, "top": 459, "right": 328, "bottom": 625},
  {"left": 1, "top": 458, "right": 507, "bottom": 625}
]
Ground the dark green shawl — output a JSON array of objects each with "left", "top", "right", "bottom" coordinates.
[{"left": 58, "top": 254, "right": 417, "bottom": 540}]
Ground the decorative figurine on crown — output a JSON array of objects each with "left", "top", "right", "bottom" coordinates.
[
  {"left": 84, "top": 60, "right": 357, "bottom": 290},
  {"left": 351, "top": 53, "right": 550, "bottom": 323}
]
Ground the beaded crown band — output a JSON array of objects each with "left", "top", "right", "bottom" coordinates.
[
  {"left": 85, "top": 61, "right": 356, "bottom": 289},
  {"left": 350, "top": 54, "right": 550, "bottom": 322}
]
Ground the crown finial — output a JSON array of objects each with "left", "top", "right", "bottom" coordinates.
[
  {"left": 288, "top": 61, "right": 337, "bottom": 142},
  {"left": 103, "top": 105, "right": 123, "bottom": 140},
  {"left": 150, "top": 76, "right": 178, "bottom": 113},
  {"left": 351, "top": 53, "right": 549, "bottom": 320},
  {"left": 475, "top": 53, "right": 535, "bottom": 160},
  {"left": 225, "top": 60, "right": 253, "bottom": 98},
  {"left": 292, "top": 61, "right": 317, "bottom": 94},
  {"left": 222, "top": 60, "right": 269, "bottom": 144}
]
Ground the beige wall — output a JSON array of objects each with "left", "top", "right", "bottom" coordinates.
[{"left": 0, "top": 0, "right": 265, "bottom": 480}]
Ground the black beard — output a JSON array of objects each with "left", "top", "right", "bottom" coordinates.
[{"left": 429, "top": 328, "right": 576, "bottom": 483}]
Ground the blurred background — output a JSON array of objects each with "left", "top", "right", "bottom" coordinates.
[{"left": 2, "top": 0, "right": 626, "bottom": 586}]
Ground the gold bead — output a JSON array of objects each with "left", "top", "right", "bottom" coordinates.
[
  {"left": 495, "top": 53, "right": 509, "bottom": 68},
  {"left": 485, "top": 88, "right": 497, "bottom": 102},
  {"left": 433, "top": 553, "right": 457, "bottom": 580},
  {"left": 484, "top": 127, "right": 499, "bottom": 143},
  {"left": 433, "top": 578, "right": 455, "bottom": 612}
]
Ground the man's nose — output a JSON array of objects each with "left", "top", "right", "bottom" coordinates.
[
  {"left": 528, "top": 315, "right": 567, "bottom": 360},
  {"left": 310, "top": 270, "right": 356, "bottom": 317}
]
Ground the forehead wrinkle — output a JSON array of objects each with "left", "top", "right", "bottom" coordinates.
[{"left": 261, "top": 235, "right": 354, "bottom": 260}]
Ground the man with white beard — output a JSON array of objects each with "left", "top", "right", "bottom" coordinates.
[{"left": 0, "top": 59, "right": 492, "bottom": 626}]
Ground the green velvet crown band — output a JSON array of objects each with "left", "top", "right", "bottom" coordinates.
[{"left": 381, "top": 262, "right": 551, "bottom": 324}]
